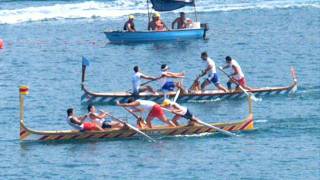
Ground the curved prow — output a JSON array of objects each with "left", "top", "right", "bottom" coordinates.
[
  {"left": 289, "top": 67, "right": 298, "bottom": 94},
  {"left": 245, "top": 94, "right": 254, "bottom": 130},
  {"left": 81, "top": 57, "right": 90, "bottom": 84},
  {"left": 19, "top": 86, "right": 30, "bottom": 140},
  {"left": 291, "top": 67, "right": 297, "bottom": 82}
]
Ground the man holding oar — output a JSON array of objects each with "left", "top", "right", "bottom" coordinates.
[
  {"left": 66, "top": 108, "right": 104, "bottom": 131},
  {"left": 221, "top": 56, "right": 253, "bottom": 91},
  {"left": 116, "top": 98, "right": 176, "bottom": 129},
  {"left": 161, "top": 99, "right": 238, "bottom": 137},
  {"left": 161, "top": 99, "right": 199, "bottom": 126},
  {"left": 198, "top": 52, "right": 229, "bottom": 92},
  {"left": 132, "top": 66, "right": 158, "bottom": 96},
  {"left": 87, "top": 104, "right": 126, "bottom": 130}
]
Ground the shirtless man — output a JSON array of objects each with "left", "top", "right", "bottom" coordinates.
[
  {"left": 66, "top": 108, "right": 103, "bottom": 131},
  {"left": 87, "top": 104, "right": 125, "bottom": 129},
  {"left": 148, "top": 12, "right": 168, "bottom": 31},
  {"left": 172, "top": 12, "right": 187, "bottom": 29}
]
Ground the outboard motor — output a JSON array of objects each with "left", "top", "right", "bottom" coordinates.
[{"left": 201, "top": 23, "right": 209, "bottom": 39}]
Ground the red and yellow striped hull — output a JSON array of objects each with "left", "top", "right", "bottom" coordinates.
[{"left": 20, "top": 114, "right": 254, "bottom": 142}]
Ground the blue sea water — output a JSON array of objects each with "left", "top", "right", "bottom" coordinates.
[{"left": 0, "top": 0, "right": 319, "bottom": 179}]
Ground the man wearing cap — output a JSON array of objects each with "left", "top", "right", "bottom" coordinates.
[
  {"left": 161, "top": 99, "right": 200, "bottom": 126},
  {"left": 148, "top": 12, "right": 168, "bottom": 31},
  {"left": 159, "top": 64, "right": 186, "bottom": 93},
  {"left": 221, "top": 56, "right": 253, "bottom": 91},
  {"left": 199, "top": 52, "right": 229, "bottom": 92},
  {"left": 172, "top": 12, "right": 188, "bottom": 29},
  {"left": 124, "top": 15, "right": 136, "bottom": 32}
]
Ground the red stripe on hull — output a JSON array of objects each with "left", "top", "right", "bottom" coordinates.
[
  {"left": 113, "top": 133, "right": 124, "bottom": 138},
  {"left": 180, "top": 129, "right": 190, "bottom": 135},
  {"left": 240, "top": 119, "right": 253, "bottom": 130},
  {"left": 84, "top": 134, "right": 95, "bottom": 139},
  {"left": 126, "top": 132, "right": 136, "bottom": 137},
  {"left": 194, "top": 127, "right": 204, "bottom": 134},
  {"left": 54, "top": 135, "right": 65, "bottom": 140},
  {"left": 71, "top": 135, "right": 80, "bottom": 139},
  {"left": 20, "top": 130, "right": 27, "bottom": 136},
  {"left": 227, "top": 125, "right": 236, "bottom": 131},
  {"left": 98, "top": 133, "right": 111, "bottom": 139},
  {"left": 39, "top": 135, "right": 49, "bottom": 141},
  {"left": 168, "top": 129, "right": 178, "bottom": 135},
  {"left": 205, "top": 127, "right": 212, "bottom": 132}
]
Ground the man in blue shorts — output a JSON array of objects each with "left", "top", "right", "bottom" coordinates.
[
  {"left": 199, "top": 52, "right": 228, "bottom": 92},
  {"left": 159, "top": 64, "right": 186, "bottom": 93}
]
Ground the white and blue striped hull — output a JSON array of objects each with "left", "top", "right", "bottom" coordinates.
[{"left": 81, "top": 81, "right": 297, "bottom": 105}]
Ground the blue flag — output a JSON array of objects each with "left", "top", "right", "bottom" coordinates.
[{"left": 82, "top": 56, "right": 90, "bottom": 67}]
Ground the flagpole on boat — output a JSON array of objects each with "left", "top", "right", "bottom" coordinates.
[
  {"left": 19, "top": 86, "right": 29, "bottom": 124},
  {"left": 146, "top": 0, "right": 151, "bottom": 29},
  {"left": 193, "top": 0, "right": 198, "bottom": 22}
]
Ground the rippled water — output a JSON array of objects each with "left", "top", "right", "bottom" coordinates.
[{"left": 0, "top": 0, "right": 319, "bottom": 179}]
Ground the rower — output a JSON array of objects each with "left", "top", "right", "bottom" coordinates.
[
  {"left": 87, "top": 104, "right": 125, "bottom": 129},
  {"left": 116, "top": 98, "right": 175, "bottom": 129},
  {"left": 148, "top": 12, "right": 168, "bottom": 31},
  {"left": 67, "top": 108, "right": 103, "bottom": 131},
  {"left": 132, "top": 66, "right": 158, "bottom": 96},
  {"left": 123, "top": 15, "right": 136, "bottom": 32},
  {"left": 221, "top": 56, "right": 253, "bottom": 91},
  {"left": 159, "top": 64, "right": 186, "bottom": 94},
  {"left": 199, "top": 52, "right": 228, "bottom": 92},
  {"left": 161, "top": 99, "right": 201, "bottom": 126}
]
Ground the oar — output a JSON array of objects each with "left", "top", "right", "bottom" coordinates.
[
  {"left": 127, "top": 77, "right": 161, "bottom": 93},
  {"left": 173, "top": 89, "right": 180, "bottom": 103},
  {"left": 193, "top": 119, "right": 239, "bottom": 137},
  {"left": 141, "top": 77, "right": 161, "bottom": 87},
  {"left": 218, "top": 67, "right": 260, "bottom": 101},
  {"left": 161, "top": 108, "right": 238, "bottom": 137},
  {"left": 189, "top": 74, "right": 203, "bottom": 91},
  {"left": 122, "top": 106, "right": 142, "bottom": 120},
  {"left": 99, "top": 110, "right": 156, "bottom": 142}
]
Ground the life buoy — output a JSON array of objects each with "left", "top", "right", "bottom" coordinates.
[{"left": 0, "top": 39, "right": 4, "bottom": 49}]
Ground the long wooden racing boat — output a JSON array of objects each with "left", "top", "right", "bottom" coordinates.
[
  {"left": 19, "top": 86, "right": 254, "bottom": 142},
  {"left": 81, "top": 65, "right": 298, "bottom": 104}
]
